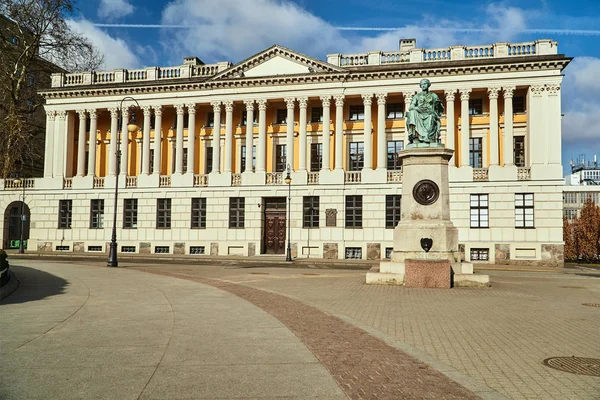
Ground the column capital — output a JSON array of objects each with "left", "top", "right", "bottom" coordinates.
[
  {"left": 546, "top": 84, "right": 560, "bottom": 95},
  {"left": 503, "top": 86, "right": 515, "bottom": 98},
  {"left": 285, "top": 97, "right": 295, "bottom": 109},
  {"left": 153, "top": 106, "right": 163, "bottom": 117},
  {"left": 88, "top": 109, "right": 97, "bottom": 119},
  {"left": 244, "top": 100, "right": 255, "bottom": 111},
  {"left": 47, "top": 110, "right": 56, "bottom": 120},
  {"left": 257, "top": 99, "right": 267, "bottom": 111},
  {"left": 142, "top": 105, "right": 152, "bottom": 116},
  {"left": 211, "top": 101, "right": 222, "bottom": 113},
  {"left": 320, "top": 95, "right": 332, "bottom": 107},
  {"left": 530, "top": 85, "right": 545, "bottom": 96},
  {"left": 56, "top": 110, "right": 67, "bottom": 120},
  {"left": 223, "top": 100, "right": 234, "bottom": 112},
  {"left": 77, "top": 109, "right": 87, "bottom": 119},
  {"left": 444, "top": 90, "right": 456, "bottom": 101},
  {"left": 186, "top": 103, "right": 197, "bottom": 114},
  {"left": 297, "top": 97, "right": 308, "bottom": 108},
  {"left": 109, "top": 108, "right": 119, "bottom": 118},
  {"left": 402, "top": 91, "right": 414, "bottom": 103},
  {"left": 487, "top": 87, "right": 501, "bottom": 99},
  {"left": 361, "top": 93, "right": 374, "bottom": 106},
  {"left": 175, "top": 104, "right": 185, "bottom": 115},
  {"left": 334, "top": 95, "right": 344, "bottom": 107},
  {"left": 459, "top": 88, "right": 471, "bottom": 101},
  {"left": 376, "top": 93, "right": 387, "bottom": 105}
]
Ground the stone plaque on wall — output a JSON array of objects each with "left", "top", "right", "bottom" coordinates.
[{"left": 325, "top": 209, "right": 337, "bottom": 227}]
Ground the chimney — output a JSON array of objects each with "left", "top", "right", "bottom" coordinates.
[
  {"left": 183, "top": 56, "right": 205, "bottom": 66},
  {"left": 399, "top": 38, "right": 416, "bottom": 51}
]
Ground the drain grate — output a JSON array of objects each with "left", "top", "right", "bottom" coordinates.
[
  {"left": 543, "top": 357, "right": 600, "bottom": 377},
  {"left": 582, "top": 303, "right": 600, "bottom": 308}
]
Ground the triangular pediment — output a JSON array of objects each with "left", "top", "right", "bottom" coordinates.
[{"left": 210, "top": 45, "right": 346, "bottom": 80}]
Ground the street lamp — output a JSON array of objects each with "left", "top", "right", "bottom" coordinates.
[
  {"left": 107, "top": 96, "right": 140, "bottom": 267},
  {"left": 12, "top": 177, "right": 25, "bottom": 254},
  {"left": 285, "top": 164, "right": 292, "bottom": 262}
]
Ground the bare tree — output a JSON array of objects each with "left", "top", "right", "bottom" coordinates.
[{"left": 0, "top": 0, "right": 104, "bottom": 179}]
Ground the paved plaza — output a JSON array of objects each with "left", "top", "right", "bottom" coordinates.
[{"left": 1, "top": 259, "right": 599, "bottom": 399}]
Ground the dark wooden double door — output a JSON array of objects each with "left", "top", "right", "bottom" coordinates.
[{"left": 262, "top": 197, "right": 287, "bottom": 255}]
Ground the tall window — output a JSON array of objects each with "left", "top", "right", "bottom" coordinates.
[
  {"left": 241, "top": 145, "right": 256, "bottom": 172},
  {"left": 387, "top": 140, "right": 404, "bottom": 170},
  {"left": 345, "top": 195, "right": 363, "bottom": 228},
  {"left": 303, "top": 196, "right": 319, "bottom": 228},
  {"left": 206, "top": 112, "right": 214, "bottom": 127},
  {"left": 469, "top": 99, "right": 483, "bottom": 115},
  {"left": 191, "top": 198, "right": 207, "bottom": 229},
  {"left": 514, "top": 136, "right": 525, "bottom": 167},
  {"left": 150, "top": 114, "right": 156, "bottom": 129},
  {"left": 513, "top": 96, "right": 525, "bottom": 113},
  {"left": 311, "top": 107, "right": 323, "bottom": 123},
  {"left": 149, "top": 149, "right": 155, "bottom": 174},
  {"left": 276, "top": 109, "right": 287, "bottom": 124},
  {"left": 515, "top": 193, "right": 534, "bottom": 228},
  {"left": 241, "top": 111, "right": 257, "bottom": 126},
  {"left": 229, "top": 197, "right": 245, "bottom": 228},
  {"left": 310, "top": 143, "right": 323, "bottom": 171},
  {"left": 58, "top": 200, "right": 72, "bottom": 229},
  {"left": 469, "top": 138, "right": 483, "bottom": 168},
  {"left": 349, "top": 105, "right": 364, "bottom": 121},
  {"left": 90, "top": 199, "right": 104, "bottom": 229},
  {"left": 123, "top": 199, "right": 138, "bottom": 229},
  {"left": 275, "top": 144, "right": 286, "bottom": 172},
  {"left": 156, "top": 198, "right": 171, "bottom": 229},
  {"left": 386, "top": 103, "right": 404, "bottom": 119},
  {"left": 348, "top": 142, "right": 364, "bottom": 171},
  {"left": 385, "top": 195, "right": 401, "bottom": 228},
  {"left": 470, "top": 194, "right": 489, "bottom": 228},
  {"left": 206, "top": 147, "right": 213, "bottom": 173},
  {"left": 182, "top": 148, "right": 188, "bottom": 170}
]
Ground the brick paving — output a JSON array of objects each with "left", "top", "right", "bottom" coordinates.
[{"left": 138, "top": 268, "right": 478, "bottom": 399}]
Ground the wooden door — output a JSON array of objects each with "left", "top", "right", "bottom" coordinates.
[{"left": 262, "top": 197, "right": 287, "bottom": 255}]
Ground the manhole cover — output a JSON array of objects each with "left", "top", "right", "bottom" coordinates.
[
  {"left": 582, "top": 303, "right": 600, "bottom": 308},
  {"left": 543, "top": 357, "right": 600, "bottom": 376}
]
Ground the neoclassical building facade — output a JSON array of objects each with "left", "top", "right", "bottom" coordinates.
[{"left": 1, "top": 39, "right": 570, "bottom": 265}]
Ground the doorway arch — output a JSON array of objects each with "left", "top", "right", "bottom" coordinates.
[{"left": 3, "top": 201, "right": 31, "bottom": 249}]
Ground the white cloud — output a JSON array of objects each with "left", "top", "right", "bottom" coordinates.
[
  {"left": 483, "top": 3, "right": 527, "bottom": 41},
  {"left": 67, "top": 18, "right": 140, "bottom": 70},
  {"left": 98, "top": 0, "right": 135, "bottom": 20}
]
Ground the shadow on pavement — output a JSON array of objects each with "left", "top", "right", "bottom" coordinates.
[{"left": 0, "top": 265, "right": 68, "bottom": 305}]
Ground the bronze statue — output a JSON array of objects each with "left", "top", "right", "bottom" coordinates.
[{"left": 406, "top": 79, "right": 444, "bottom": 145}]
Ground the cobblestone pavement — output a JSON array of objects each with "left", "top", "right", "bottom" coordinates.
[{"left": 131, "top": 265, "right": 600, "bottom": 400}]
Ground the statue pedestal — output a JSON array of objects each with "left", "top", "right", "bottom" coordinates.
[{"left": 366, "top": 147, "right": 489, "bottom": 288}]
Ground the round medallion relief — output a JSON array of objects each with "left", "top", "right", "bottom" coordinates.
[{"left": 412, "top": 179, "right": 440, "bottom": 206}]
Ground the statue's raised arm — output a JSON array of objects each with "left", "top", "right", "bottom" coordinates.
[{"left": 405, "top": 79, "right": 444, "bottom": 147}]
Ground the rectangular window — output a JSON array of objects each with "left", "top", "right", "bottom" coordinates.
[
  {"left": 345, "top": 195, "right": 363, "bottom": 228},
  {"left": 172, "top": 112, "right": 178, "bottom": 129},
  {"left": 515, "top": 193, "right": 534, "bottom": 228},
  {"left": 387, "top": 140, "right": 404, "bottom": 170},
  {"left": 564, "top": 192, "right": 577, "bottom": 204},
  {"left": 386, "top": 103, "right": 404, "bottom": 119},
  {"left": 469, "top": 99, "right": 483, "bottom": 115},
  {"left": 206, "top": 112, "right": 214, "bottom": 127},
  {"left": 345, "top": 247, "right": 362, "bottom": 259},
  {"left": 385, "top": 195, "right": 402, "bottom": 228},
  {"left": 191, "top": 197, "right": 207, "bottom": 229},
  {"left": 303, "top": 196, "right": 319, "bottom": 228},
  {"left": 183, "top": 112, "right": 189, "bottom": 129},
  {"left": 190, "top": 246, "right": 205, "bottom": 255},
  {"left": 564, "top": 209, "right": 577, "bottom": 220},
  {"left": 149, "top": 149, "right": 155, "bottom": 174},
  {"left": 470, "top": 248, "right": 489, "bottom": 261},
  {"left": 275, "top": 144, "right": 286, "bottom": 172},
  {"left": 349, "top": 105, "right": 364, "bottom": 121},
  {"left": 311, "top": 107, "right": 323, "bottom": 123},
  {"left": 182, "top": 148, "right": 188, "bottom": 170},
  {"left": 90, "top": 199, "right": 104, "bottom": 229},
  {"left": 206, "top": 147, "right": 213, "bottom": 173},
  {"left": 240, "top": 145, "right": 256, "bottom": 172},
  {"left": 470, "top": 194, "right": 489, "bottom": 228},
  {"left": 513, "top": 96, "right": 525, "bottom": 113},
  {"left": 241, "top": 111, "right": 257, "bottom": 126},
  {"left": 123, "top": 199, "right": 138, "bottom": 229},
  {"left": 229, "top": 197, "right": 245, "bottom": 228},
  {"left": 469, "top": 138, "right": 483, "bottom": 168},
  {"left": 84, "top": 151, "right": 89, "bottom": 176},
  {"left": 348, "top": 142, "right": 364, "bottom": 171},
  {"left": 58, "top": 200, "right": 72, "bottom": 229},
  {"left": 514, "top": 136, "right": 525, "bottom": 167},
  {"left": 276, "top": 109, "right": 287, "bottom": 124},
  {"left": 156, "top": 198, "right": 171, "bottom": 229},
  {"left": 310, "top": 143, "right": 323, "bottom": 172},
  {"left": 150, "top": 114, "right": 156, "bottom": 129}
]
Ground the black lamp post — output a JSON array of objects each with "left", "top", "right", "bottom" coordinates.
[
  {"left": 107, "top": 96, "right": 140, "bottom": 267},
  {"left": 12, "top": 177, "right": 25, "bottom": 254},
  {"left": 285, "top": 164, "right": 292, "bottom": 262}
]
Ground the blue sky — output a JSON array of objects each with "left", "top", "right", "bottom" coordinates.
[{"left": 68, "top": 0, "right": 600, "bottom": 175}]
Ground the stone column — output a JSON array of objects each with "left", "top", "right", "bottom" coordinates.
[
  {"left": 285, "top": 97, "right": 295, "bottom": 170},
  {"left": 168, "top": 138, "right": 176, "bottom": 174},
  {"left": 502, "top": 87, "right": 515, "bottom": 166},
  {"left": 152, "top": 106, "right": 162, "bottom": 175},
  {"left": 256, "top": 100, "right": 267, "bottom": 172},
  {"left": 546, "top": 84, "right": 562, "bottom": 165},
  {"left": 376, "top": 93, "right": 387, "bottom": 170},
  {"left": 244, "top": 100, "right": 255, "bottom": 172},
  {"left": 186, "top": 104, "right": 196, "bottom": 174},
  {"left": 76, "top": 110, "right": 87, "bottom": 176},
  {"left": 174, "top": 104, "right": 185, "bottom": 174},
  {"left": 318, "top": 96, "right": 330, "bottom": 171},
  {"left": 529, "top": 85, "right": 545, "bottom": 166},
  {"left": 444, "top": 90, "right": 456, "bottom": 165},
  {"left": 334, "top": 95, "right": 344, "bottom": 170},
  {"left": 44, "top": 111, "right": 55, "bottom": 178},
  {"left": 136, "top": 139, "right": 143, "bottom": 174},
  {"left": 298, "top": 97, "right": 308, "bottom": 171},
  {"left": 53, "top": 111, "right": 67, "bottom": 178},
  {"left": 140, "top": 106, "right": 151, "bottom": 175},
  {"left": 362, "top": 94, "right": 373, "bottom": 170},
  {"left": 211, "top": 101, "right": 222, "bottom": 173},
  {"left": 488, "top": 87, "right": 500, "bottom": 166},
  {"left": 120, "top": 110, "right": 129, "bottom": 176},
  {"left": 108, "top": 108, "right": 118, "bottom": 176},
  {"left": 459, "top": 89, "right": 471, "bottom": 167},
  {"left": 223, "top": 101, "right": 234, "bottom": 173},
  {"left": 87, "top": 109, "right": 97, "bottom": 176}
]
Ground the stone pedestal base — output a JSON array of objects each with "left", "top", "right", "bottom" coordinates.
[{"left": 405, "top": 259, "right": 451, "bottom": 288}]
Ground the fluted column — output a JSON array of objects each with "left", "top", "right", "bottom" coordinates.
[
  {"left": 321, "top": 96, "right": 332, "bottom": 171},
  {"left": 186, "top": 104, "right": 196, "bottom": 174},
  {"left": 256, "top": 100, "right": 267, "bottom": 172},
  {"left": 108, "top": 108, "right": 118, "bottom": 176},
  {"left": 502, "top": 87, "right": 515, "bottom": 166},
  {"left": 298, "top": 97, "right": 308, "bottom": 171},
  {"left": 120, "top": 110, "right": 129, "bottom": 176},
  {"left": 376, "top": 93, "right": 387, "bottom": 170},
  {"left": 444, "top": 91, "right": 456, "bottom": 165},
  {"left": 76, "top": 110, "right": 87, "bottom": 176},
  {"left": 87, "top": 109, "right": 97, "bottom": 176},
  {"left": 140, "top": 106, "right": 151, "bottom": 175},
  {"left": 211, "top": 101, "right": 222, "bottom": 173},
  {"left": 152, "top": 106, "right": 162, "bottom": 175},
  {"left": 53, "top": 111, "right": 67, "bottom": 177},
  {"left": 488, "top": 87, "right": 500, "bottom": 166},
  {"left": 244, "top": 100, "right": 255, "bottom": 172},
  {"left": 174, "top": 104, "right": 185, "bottom": 174},
  {"left": 44, "top": 111, "right": 56, "bottom": 178},
  {"left": 224, "top": 101, "right": 234, "bottom": 173},
  {"left": 285, "top": 97, "right": 295, "bottom": 170},
  {"left": 334, "top": 95, "right": 344, "bottom": 170},
  {"left": 459, "top": 89, "right": 471, "bottom": 167},
  {"left": 362, "top": 94, "right": 373, "bottom": 170}
]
